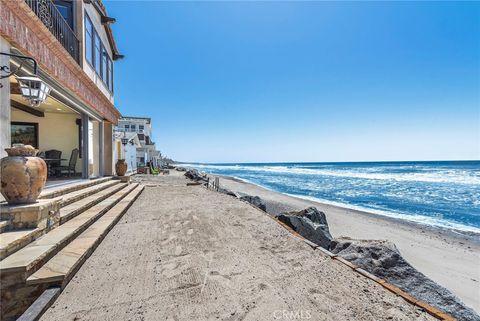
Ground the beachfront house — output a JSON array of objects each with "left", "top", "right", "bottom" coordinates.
[
  {"left": 113, "top": 130, "right": 141, "bottom": 174},
  {"left": 115, "top": 116, "right": 161, "bottom": 168},
  {"left": 0, "top": 0, "right": 123, "bottom": 181}
]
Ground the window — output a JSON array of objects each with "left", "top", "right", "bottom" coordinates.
[
  {"left": 55, "top": 1, "right": 74, "bottom": 29},
  {"left": 131, "top": 125, "right": 136, "bottom": 131},
  {"left": 124, "top": 124, "right": 130, "bottom": 130},
  {"left": 139, "top": 125, "right": 144, "bottom": 132},
  {"left": 84, "top": 12, "right": 114, "bottom": 93},
  {"left": 94, "top": 33, "right": 101, "bottom": 76},
  {"left": 102, "top": 47, "right": 108, "bottom": 84},
  {"left": 84, "top": 15, "right": 93, "bottom": 65},
  {"left": 11, "top": 122, "right": 38, "bottom": 148},
  {"left": 108, "top": 57, "right": 113, "bottom": 92}
]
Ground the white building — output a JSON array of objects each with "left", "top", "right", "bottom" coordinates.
[
  {"left": 115, "top": 116, "right": 161, "bottom": 167},
  {"left": 113, "top": 131, "right": 141, "bottom": 174}
]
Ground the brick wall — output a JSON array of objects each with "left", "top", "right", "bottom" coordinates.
[{"left": 0, "top": 0, "right": 121, "bottom": 124}]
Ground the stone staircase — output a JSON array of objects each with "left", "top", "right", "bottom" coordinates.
[{"left": 0, "top": 178, "right": 144, "bottom": 320}]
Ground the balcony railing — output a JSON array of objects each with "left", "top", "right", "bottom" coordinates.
[{"left": 25, "top": 0, "right": 80, "bottom": 63}]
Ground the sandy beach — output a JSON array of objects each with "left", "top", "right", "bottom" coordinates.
[
  {"left": 214, "top": 174, "right": 480, "bottom": 313},
  {"left": 41, "top": 172, "right": 439, "bottom": 321}
]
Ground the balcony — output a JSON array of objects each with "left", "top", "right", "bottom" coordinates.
[{"left": 25, "top": 0, "right": 80, "bottom": 63}]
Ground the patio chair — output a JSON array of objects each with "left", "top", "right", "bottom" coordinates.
[
  {"left": 53, "top": 148, "right": 79, "bottom": 177},
  {"left": 45, "top": 149, "right": 62, "bottom": 166},
  {"left": 45, "top": 149, "right": 62, "bottom": 176}
]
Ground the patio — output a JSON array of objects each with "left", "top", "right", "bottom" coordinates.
[{"left": 9, "top": 87, "right": 103, "bottom": 181}]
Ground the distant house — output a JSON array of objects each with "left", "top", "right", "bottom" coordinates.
[
  {"left": 0, "top": 0, "right": 123, "bottom": 179},
  {"left": 113, "top": 131, "right": 141, "bottom": 174},
  {"left": 115, "top": 116, "right": 161, "bottom": 167}
]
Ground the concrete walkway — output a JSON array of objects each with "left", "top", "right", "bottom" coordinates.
[{"left": 41, "top": 173, "right": 436, "bottom": 321}]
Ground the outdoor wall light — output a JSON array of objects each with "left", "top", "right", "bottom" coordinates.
[
  {"left": 15, "top": 76, "right": 51, "bottom": 107},
  {"left": 0, "top": 52, "right": 51, "bottom": 107}
]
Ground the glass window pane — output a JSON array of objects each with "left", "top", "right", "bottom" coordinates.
[
  {"left": 94, "top": 33, "right": 101, "bottom": 75},
  {"left": 85, "top": 16, "right": 93, "bottom": 65},
  {"left": 102, "top": 47, "right": 108, "bottom": 84},
  {"left": 56, "top": 2, "right": 73, "bottom": 29},
  {"left": 108, "top": 58, "right": 114, "bottom": 92},
  {"left": 106, "top": 56, "right": 110, "bottom": 89}
]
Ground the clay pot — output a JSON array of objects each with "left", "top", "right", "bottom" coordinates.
[
  {"left": 115, "top": 159, "right": 127, "bottom": 176},
  {"left": 1, "top": 145, "right": 47, "bottom": 204}
]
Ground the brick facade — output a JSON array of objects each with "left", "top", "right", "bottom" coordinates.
[{"left": 0, "top": 0, "right": 121, "bottom": 123}]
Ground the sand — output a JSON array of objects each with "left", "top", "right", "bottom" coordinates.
[
  {"left": 216, "top": 175, "right": 480, "bottom": 313},
  {"left": 41, "top": 172, "right": 437, "bottom": 321}
]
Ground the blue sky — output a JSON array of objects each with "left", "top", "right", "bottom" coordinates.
[{"left": 107, "top": 1, "right": 479, "bottom": 163}]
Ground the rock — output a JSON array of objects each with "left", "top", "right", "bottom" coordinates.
[
  {"left": 184, "top": 169, "right": 205, "bottom": 181},
  {"left": 176, "top": 167, "right": 187, "bottom": 172},
  {"left": 218, "top": 187, "right": 237, "bottom": 198},
  {"left": 277, "top": 207, "right": 332, "bottom": 249},
  {"left": 330, "top": 237, "right": 480, "bottom": 321},
  {"left": 239, "top": 195, "right": 267, "bottom": 212}
]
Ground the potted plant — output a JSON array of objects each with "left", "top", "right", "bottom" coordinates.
[{"left": 0, "top": 144, "right": 47, "bottom": 204}]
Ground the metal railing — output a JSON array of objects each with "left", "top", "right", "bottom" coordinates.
[
  {"left": 115, "top": 127, "right": 146, "bottom": 134},
  {"left": 25, "top": 0, "right": 80, "bottom": 63}
]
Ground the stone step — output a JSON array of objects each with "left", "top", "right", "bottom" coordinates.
[
  {"left": 27, "top": 185, "right": 144, "bottom": 286},
  {"left": 59, "top": 183, "right": 127, "bottom": 224},
  {"left": 0, "top": 220, "right": 10, "bottom": 233},
  {"left": 59, "top": 180, "right": 121, "bottom": 208},
  {"left": 0, "top": 228, "right": 43, "bottom": 260},
  {"left": 0, "top": 183, "right": 139, "bottom": 275},
  {"left": 39, "top": 177, "right": 113, "bottom": 199}
]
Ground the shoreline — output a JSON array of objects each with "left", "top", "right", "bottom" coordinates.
[
  {"left": 226, "top": 175, "right": 480, "bottom": 238},
  {"left": 212, "top": 173, "right": 480, "bottom": 313}
]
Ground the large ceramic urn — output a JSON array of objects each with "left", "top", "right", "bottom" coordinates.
[
  {"left": 1, "top": 145, "right": 47, "bottom": 204},
  {"left": 115, "top": 159, "right": 127, "bottom": 176}
]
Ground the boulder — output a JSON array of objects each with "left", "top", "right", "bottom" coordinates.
[
  {"left": 330, "top": 237, "right": 480, "bottom": 321},
  {"left": 218, "top": 187, "right": 237, "bottom": 198},
  {"left": 277, "top": 207, "right": 332, "bottom": 249},
  {"left": 184, "top": 169, "right": 205, "bottom": 181},
  {"left": 176, "top": 167, "right": 187, "bottom": 172},
  {"left": 240, "top": 195, "right": 267, "bottom": 212}
]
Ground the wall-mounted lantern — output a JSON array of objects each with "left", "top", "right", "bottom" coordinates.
[
  {"left": 0, "top": 52, "right": 51, "bottom": 107},
  {"left": 15, "top": 76, "right": 51, "bottom": 107}
]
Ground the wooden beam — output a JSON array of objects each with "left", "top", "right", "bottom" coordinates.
[
  {"left": 11, "top": 100, "right": 45, "bottom": 117},
  {"left": 10, "top": 82, "right": 21, "bottom": 95},
  {"left": 101, "top": 16, "right": 116, "bottom": 25}
]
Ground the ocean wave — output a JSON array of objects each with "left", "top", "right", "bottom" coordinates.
[
  {"left": 184, "top": 163, "right": 480, "bottom": 185},
  {"left": 184, "top": 162, "right": 480, "bottom": 232},
  {"left": 286, "top": 193, "right": 480, "bottom": 234}
]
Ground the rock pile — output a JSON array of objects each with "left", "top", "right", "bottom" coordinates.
[
  {"left": 239, "top": 195, "right": 267, "bottom": 212},
  {"left": 218, "top": 187, "right": 237, "bottom": 198},
  {"left": 277, "top": 207, "right": 332, "bottom": 249},
  {"left": 330, "top": 237, "right": 480, "bottom": 321},
  {"left": 184, "top": 169, "right": 206, "bottom": 181}
]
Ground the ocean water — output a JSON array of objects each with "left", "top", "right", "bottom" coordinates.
[{"left": 184, "top": 161, "right": 480, "bottom": 233}]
